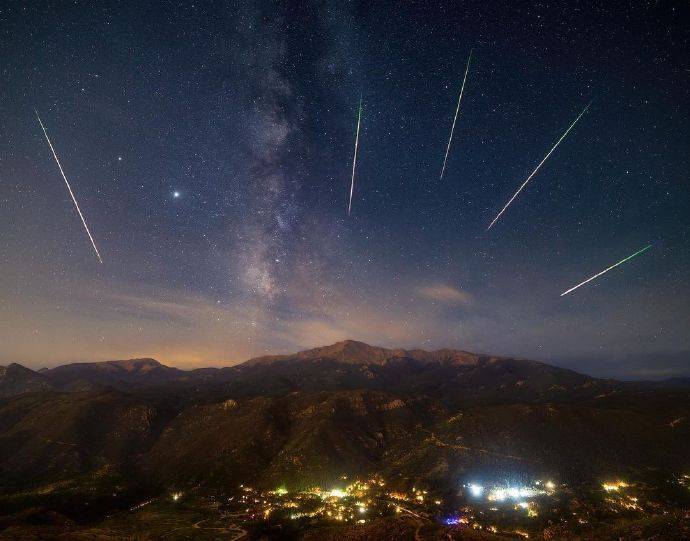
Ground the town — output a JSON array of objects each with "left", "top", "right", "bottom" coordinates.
[{"left": 159, "top": 471, "right": 690, "bottom": 539}]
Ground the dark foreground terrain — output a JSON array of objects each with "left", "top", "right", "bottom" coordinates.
[{"left": 1, "top": 341, "right": 689, "bottom": 539}]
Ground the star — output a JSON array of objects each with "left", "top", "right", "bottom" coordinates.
[{"left": 173, "top": 191, "right": 181, "bottom": 199}]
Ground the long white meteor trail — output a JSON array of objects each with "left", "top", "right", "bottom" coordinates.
[
  {"left": 440, "top": 49, "right": 472, "bottom": 180},
  {"left": 487, "top": 101, "right": 592, "bottom": 230},
  {"left": 560, "top": 244, "right": 652, "bottom": 297},
  {"left": 347, "top": 97, "right": 363, "bottom": 216},
  {"left": 35, "top": 110, "right": 103, "bottom": 263}
]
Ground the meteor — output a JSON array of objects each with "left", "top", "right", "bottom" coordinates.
[
  {"left": 35, "top": 110, "right": 103, "bottom": 263},
  {"left": 347, "top": 97, "right": 363, "bottom": 216},
  {"left": 487, "top": 101, "right": 592, "bottom": 230},
  {"left": 440, "top": 49, "right": 472, "bottom": 181},
  {"left": 560, "top": 244, "right": 652, "bottom": 297}
]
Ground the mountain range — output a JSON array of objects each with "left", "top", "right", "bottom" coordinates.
[
  {"left": 1, "top": 340, "right": 689, "bottom": 534},
  {"left": 0, "top": 340, "right": 617, "bottom": 399}
]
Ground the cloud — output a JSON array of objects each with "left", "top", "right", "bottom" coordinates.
[{"left": 417, "top": 284, "right": 472, "bottom": 305}]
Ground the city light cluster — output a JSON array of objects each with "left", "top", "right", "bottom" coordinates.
[
  {"left": 231, "top": 476, "right": 402, "bottom": 526},
  {"left": 464, "top": 479, "right": 556, "bottom": 503},
  {"left": 217, "top": 472, "right": 680, "bottom": 538},
  {"left": 602, "top": 481, "right": 629, "bottom": 492}
]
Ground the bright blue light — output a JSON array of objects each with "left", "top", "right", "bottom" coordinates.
[{"left": 467, "top": 483, "right": 483, "bottom": 497}]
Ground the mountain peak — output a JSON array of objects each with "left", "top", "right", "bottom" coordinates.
[
  {"left": 296, "top": 340, "right": 402, "bottom": 363},
  {"left": 0, "top": 363, "right": 54, "bottom": 397},
  {"left": 242, "top": 340, "right": 405, "bottom": 367},
  {"left": 106, "top": 358, "right": 163, "bottom": 373},
  {"left": 241, "top": 340, "right": 481, "bottom": 367},
  {"left": 1, "top": 363, "right": 37, "bottom": 376}
]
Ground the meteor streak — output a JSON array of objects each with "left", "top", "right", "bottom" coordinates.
[
  {"left": 347, "top": 97, "right": 363, "bottom": 216},
  {"left": 440, "top": 49, "right": 472, "bottom": 180},
  {"left": 487, "top": 101, "right": 592, "bottom": 230},
  {"left": 560, "top": 244, "right": 652, "bottom": 297},
  {"left": 35, "top": 110, "right": 103, "bottom": 263}
]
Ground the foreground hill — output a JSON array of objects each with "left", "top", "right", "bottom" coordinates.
[{"left": 2, "top": 386, "right": 688, "bottom": 494}]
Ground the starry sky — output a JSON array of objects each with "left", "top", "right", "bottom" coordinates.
[{"left": 1, "top": 1, "right": 688, "bottom": 378}]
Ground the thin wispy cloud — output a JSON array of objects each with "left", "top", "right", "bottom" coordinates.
[{"left": 417, "top": 284, "right": 473, "bottom": 305}]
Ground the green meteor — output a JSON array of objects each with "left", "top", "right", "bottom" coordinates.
[{"left": 560, "top": 244, "right": 653, "bottom": 297}]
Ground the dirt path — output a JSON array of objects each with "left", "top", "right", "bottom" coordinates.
[{"left": 427, "top": 432, "right": 542, "bottom": 463}]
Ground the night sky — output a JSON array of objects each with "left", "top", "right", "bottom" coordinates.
[{"left": 1, "top": 2, "right": 688, "bottom": 378}]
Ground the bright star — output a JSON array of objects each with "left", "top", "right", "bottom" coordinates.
[{"left": 173, "top": 191, "right": 181, "bottom": 198}]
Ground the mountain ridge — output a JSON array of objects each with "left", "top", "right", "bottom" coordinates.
[
  {"left": 2, "top": 340, "right": 592, "bottom": 401},
  {"left": 1, "top": 339, "right": 572, "bottom": 375},
  {"left": 3, "top": 340, "right": 687, "bottom": 401}
]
